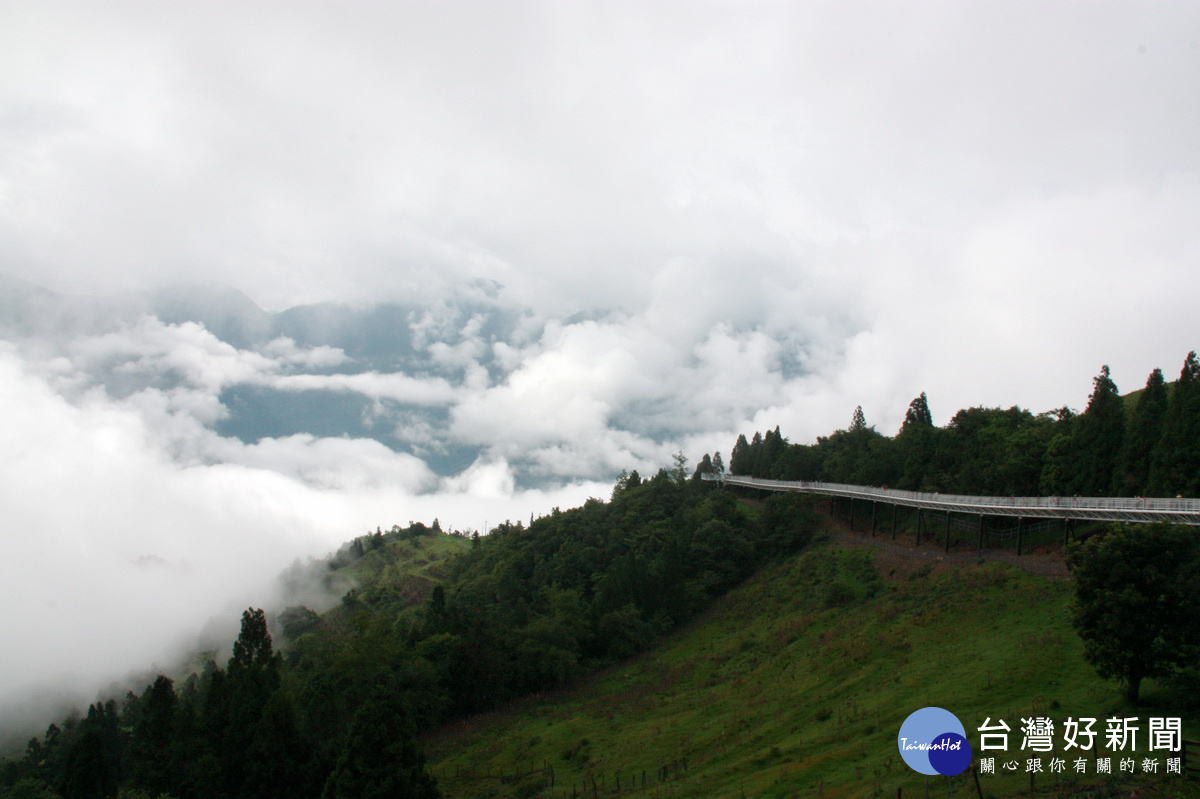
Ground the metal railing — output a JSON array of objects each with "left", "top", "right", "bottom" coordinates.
[{"left": 705, "top": 474, "right": 1200, "bottom": 526}]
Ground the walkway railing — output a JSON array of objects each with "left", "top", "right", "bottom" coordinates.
[{"left": 706, "top": 474, "right": 1200, "bottom": 526}]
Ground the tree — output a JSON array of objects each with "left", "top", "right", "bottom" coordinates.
[
  {"left": 5, "top": 779, "right": 60, "bottom": 799},
  {"left": 230, "top": 607, "right": 277, "bottom": 677},
  {"left": 1149, "top": 351, "right": 1200, "bottom": 497},
  {"left": 58, "top": 731, "right": 115, "bottom": 799},
  {"left": 1071, "top": 365, "right": 1124, "bottom": 496},
  {"left": 217, "top": 608, "right": 284, "bottom": 798},
  {"left": 1067, "top": 523, "right": 1200, "bottom": 703},
  {"left": 1114, "top": 368, "right": 1167, "bottom": 495},
  {"left": 896, "top": 393, "right": 937, "bottom": 490},
  {"left": 320, "top": 689, "right": 440, "bottom": 799},
  {"left": 849, "top": 405, "right": 867, "bottom": 432},
  {"left": 900, "top": 392, "right": 933, "bottom": 433},
  {"left": 129, "top": 675, "right": 178, "bottom": 796},
  {"left": 729, "top": 434, "right": 751, "bottom": 474}
]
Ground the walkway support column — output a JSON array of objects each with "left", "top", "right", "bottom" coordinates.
[
  {"left": 1016, "top": 517, "right": 1024, "bottom": 557},
  {"left": 944, "top": 512, "right": 951, "bottom": 553},
  {"left": 977, "top": 514, "right": 985, "bottom": 552},
  {"left": 871, "top": 501, "right": 878, "bottom": 537}
]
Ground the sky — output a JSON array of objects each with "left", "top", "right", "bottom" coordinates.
[{"left": 1, "top": 1, "right": 1199, "bottom": 732}]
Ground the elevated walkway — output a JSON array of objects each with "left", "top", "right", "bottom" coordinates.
[{"left": 708, "top": 475, "right": 1200, "bottom": 526}]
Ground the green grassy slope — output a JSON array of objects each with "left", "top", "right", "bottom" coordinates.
[{"left": 422, "top": 532, "right": 1200, "bottom": 798}]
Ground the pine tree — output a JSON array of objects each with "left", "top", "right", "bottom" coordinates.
[
  {"left": 900, "top": 392, "right": 933, "bottom": 433},
  {"left": 215, "top": 608, "right": 284, "bottom": 798},
  {"left": 849, "top": 406, "right": 867, "bottom": 432},
  {"left": 1114, "top": 368, "right": 1167, "bottom": 495},
  {"left": 58, "top": 731, "right": 115, "bottom": 799},
  {"left": 896, "top": 393, "right": 936, "bottom": 490},
  {"left": 243, "top": 691, "right": 312, "bottom": 799},
  {"left": 130, "top": 676, "right": 178, "bottom": 796},
  {"left": 1073, "top": 365, "right": 1124, "bottom": 496},
  {"left": 1149, "top": 351, "right": 1200, "bottom": 497},
  {"left": 729, "top": 434, "right": 751, "bottom": 474},
  {"left": 321, "top": 690, "right": 440, "bottom": 799}
]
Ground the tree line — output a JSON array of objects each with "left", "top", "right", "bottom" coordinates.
[{"left": 717, "top": 352, "right": 1200, "bottom": 498}]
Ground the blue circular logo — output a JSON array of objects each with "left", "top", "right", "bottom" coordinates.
[{"left": 897, "top": 707, "right": 972, "bottom": 776}]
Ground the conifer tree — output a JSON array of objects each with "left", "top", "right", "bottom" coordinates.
[
  {"left": 58, "top": 731, "right": 115, "bottom": 799},
  {"left": 1114, "top": 368, "right": 1167, "bottom": 495},
  {"left": 1073, "top": 365, "right": 1124, "bottom": 496},
  {"left": 897, "top": 393, "right": 936, "bottom": 490},
  {"left": 729, "top": 433, "right": 751, "bottom": 474},
  {"left": 130, "top": 675, "right": 178, "bottom": 796},
  {"left": 321, "top": 691, "right": 440, "bottom": 799},
  {"left": 219, "top": 608, "right": 284, "bottom": 798},
  {"left": 1149, "top": 351, "right": 1200, "bottom": 497},
  {"left": 900, "top": 392, "right": 933, "bottom": 433}
]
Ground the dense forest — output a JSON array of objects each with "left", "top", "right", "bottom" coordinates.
[
  {"left": 716, "top": 352, "right": 1200, "bottom": 498},
  {"left": 4, "top": 351, "right": 1197, "bottom": 798},
  {"left": 0, "top": 466, "right": 817, "bottom": 799}
]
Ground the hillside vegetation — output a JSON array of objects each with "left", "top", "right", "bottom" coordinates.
[{"left": 422, "top": 533, "right": 1200, "bottom": 798}]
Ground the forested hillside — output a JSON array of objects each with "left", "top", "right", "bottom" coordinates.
[
  {"left": 719, "top": 352, "right": 1200, "bottom": 498},
  {"left": 0, "top": 467, "right": 818, "bottom": 798}
]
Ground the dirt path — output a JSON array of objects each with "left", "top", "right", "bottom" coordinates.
[{"left": 824, "top": 522, "right": 1072, "bottom": 579}]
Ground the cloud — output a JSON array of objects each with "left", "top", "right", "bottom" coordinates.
[
  {"left": 266, "top": 371, "right": 457, "bottom": 406},
  {"left": 0, "top": 342, "right": 606, "bottom": 730}
]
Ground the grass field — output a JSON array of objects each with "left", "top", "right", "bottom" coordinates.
[{"left": 422, "top": 524, "right": 1200, "bottom": 798}]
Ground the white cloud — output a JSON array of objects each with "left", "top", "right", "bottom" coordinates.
[
  {"left": 0, "top": 343, "right": 608, "bottom": 727},
  {"left": 266, "top": 371, "right": 457, "bottom": 406}
]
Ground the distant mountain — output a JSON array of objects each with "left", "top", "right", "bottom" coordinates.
[
  {"left": 0, "top": 275, "right": 533, "bottom": 478},
  {"left": 148, "top": 283, "right": 277, "bottom": 349}
]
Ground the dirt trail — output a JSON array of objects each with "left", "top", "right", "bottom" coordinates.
[{"left": 823, "top": 522, "right": 1071, "bottom": 579}]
